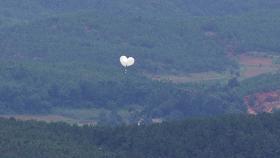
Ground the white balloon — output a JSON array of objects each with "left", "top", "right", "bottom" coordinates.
[
  {"left": 127, "top": 57, "right": 135, "bottom": 66},
  {"left": 120, "top": 56, "right": 128, "bottom": 67},
  {"left": 120, "top": 56, "right": 135, "bottom": 67}
]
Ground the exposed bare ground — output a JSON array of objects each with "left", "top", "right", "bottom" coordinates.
[
  {"left": 244, "top": 90, "right": 280, "bottom": 114},
  {"left": 238, "top": 54, "right": 280, "bottom": 79}
]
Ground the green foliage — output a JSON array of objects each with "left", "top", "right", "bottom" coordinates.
[
  {"left": 216, "top": 11, "right": 280, "bottom": 53},
  {"left": 0, "top": 0, "right": 280, "bottom": 122},
  {"left": 0, "top": 11, "right": 232, "bottom": 73},
  {"left": 3, "top": 113, "right": 280, "bottom": 157},
  {"left": 236, "top": 73, "right": 280, "bottom": 96},
  {"left": 0, "top": 118, "right": 116, "bottom": 158},
  {"left": 95, "top": 113, "right": 280, "bottom": 158},
  {"left": 0, "top": 62, "right": 245, "bottom": 123}
]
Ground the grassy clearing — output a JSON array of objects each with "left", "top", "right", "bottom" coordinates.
[
  {"left": 0, "top": 114, "right": 77, "bottom": 124},
  {"left": 146, "top": 53, "right": 280, "bottom": 84},
  {"left": 238, "top": 54, "right": 280, "bottom": 79},
  {"left": 0, "top": 105, "right": 146, "bottom": 126},
  {"left": 145, "top": 71, "right": 231, "bottom": 83}
]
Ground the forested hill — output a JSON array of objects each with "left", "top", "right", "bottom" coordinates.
[
  {"left": 0, "top": 1, "right": 280, "bottom": 122},
  {"left": 2, "top": 113, "right": 280, "bottom": 158},
  {"left": 2, "top": 2, "right": 280, "bottom": 157},
  {"left": 1, "top": 0, "right": 280, "bottom": 73}
]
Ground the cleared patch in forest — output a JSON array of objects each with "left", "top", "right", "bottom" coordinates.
[
  {"left": 0, "top": 114, "right": 97, "bottom": 126},
  {"left": 244, "top": 90, "right": 280, "bottom": 115},
  {"left": 145, "top": 71, "right": 229, "bottom": 83},
  {"left": 238, "top": 53, "right": 280, "bottom": 79},
  {"left": 146, "top": 53, "right": 280, "bottom": 83},
  {"left": 0, "top": 106, "right": 144, "bottom": 126}
]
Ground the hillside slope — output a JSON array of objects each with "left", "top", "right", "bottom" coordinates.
[{"left": 0, "top": 1, "right": 280, "bottom": 123}]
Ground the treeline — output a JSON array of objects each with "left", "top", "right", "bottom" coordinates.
[
  {"left": 0, "top": 118, "right": 115, "bottom": 158},
  {"left": 95, "top": 113, "right": 280, "bottom": 158},
  {"left": 2, "top": 112, "right": 280, "bottom": 157}
]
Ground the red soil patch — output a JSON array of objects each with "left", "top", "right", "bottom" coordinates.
[{"left": 244, "top": 90, "right": 280, "bottom": 114}]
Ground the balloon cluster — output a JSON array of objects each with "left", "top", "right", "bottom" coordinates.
[
  {"left": 120, "top": 56, "right": 135, "bottom": 74},
  {"left": 120, "top": 56, "right": 135, "bottom": 67}
]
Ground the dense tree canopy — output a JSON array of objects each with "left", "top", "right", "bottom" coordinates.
[
  {"left": 2, "top": 113, "right": 280, "bottom": 157},
  {"left": 0, "top": 0, "right": 280, "bottom": 123}
]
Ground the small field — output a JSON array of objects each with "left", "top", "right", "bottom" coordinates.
[
  {"left": 146, "top": 53, "right": 280, "bottom": 83},
  {"left": 0, "top": 114, "right": 97, "bottom": 126},
  {"left": 238, "top": 54, "right": 280, "bottom": 79},
  {"left": 0, "top": 114, "right": 77, "bottom": 124},
  {"left": 146, "top": 71, "right": 229, "bottom": 84},
  {"left": 0, "top": 106, "right": 144, "bottom": 126}
]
